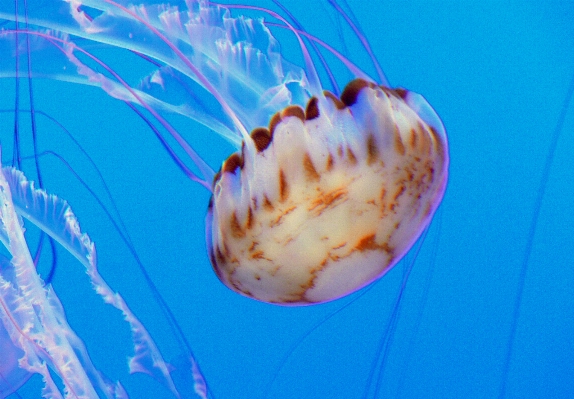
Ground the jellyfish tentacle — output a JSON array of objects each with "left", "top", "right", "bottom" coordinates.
[
  {"left": 0, "top": 26, "right": 242, "bottom": 146},
  {"left": 0, "top": 27, "right": 218, "bottom": 188},
  {"left": 14, "top": 6, "right": 62, "bottom": 285},
  {"left": 0, "top": 283, "right": 32, "bottom": 398},
  {"left": 0, "top": 164, "right": 101, "bottom": 399},
  {"left": 271, "top": 0, "right": 341, "bottom": 95},
  {"left": 498, "top": 65, "right": 574, "bottom": 399},
  {"left": 0, "top": 164, "right": 185, "bottom": 397},
  {"left": 266, "top": 22, "right": 370, "bottom": 82},
  {"left": 17, "top": 130, "right": 211, "bottom": 397},
  {"left": 219, "top": 2, "right": 323, "bottom": 99},
  {"left": 57, "top": 34, "right": 217, "bottom": 188},
  {"left": 96, "top": 0, "right": 250, "bottom": 141},
  {"left": 327, "top": 0, "right": 388, "bottom": 86}
]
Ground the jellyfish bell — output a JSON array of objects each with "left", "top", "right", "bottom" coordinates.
[{"left": 207, "top": 79, "right": 448, "bottom": 305}]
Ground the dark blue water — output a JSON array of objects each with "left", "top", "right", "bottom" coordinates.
[{"left": 1, "top": 1, "right": 573, "bottom": 398}]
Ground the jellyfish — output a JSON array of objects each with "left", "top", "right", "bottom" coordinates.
[
  {"left": 3, "top": 0, "right": 449, "bottom": 307},
  {"left": 0, "top": 0, "right": 447, "bottom": 396},
  {"left": 0, "top": 0, "right": 573, "bottom": 398}
]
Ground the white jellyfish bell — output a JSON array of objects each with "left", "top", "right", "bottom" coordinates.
[{"left": 207, "top": 77, "right": 448, "bottom": 305}]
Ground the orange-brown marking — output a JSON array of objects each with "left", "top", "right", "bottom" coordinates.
[
  {"left": 303, "top": 153, "right": 320, "bottom": 181},
  {"left": 246, "top": 206, "right": 254, "bottom": 230},
  {"left": 230, "top": 212, "right": 245, "bottom": 238},
  {"left": 394, "top": 125, "right": 406, "bottom": 156},
  {"left": 263, "top": 195, "right": 274, "bottom": 211},
  {"left": 394, "top": 87, "right": 408, "bottom": 99},
  {"left": 418, "top": 123, "right": 431, "bottom": 155},
  {"left": 324, "top": 90, "right": 345, "bottom": 109},
  {"left": 380, "top": 187, "right": 387, "bottom": 201},
  {"left": 366, "top": 134, "right": 379, "bottom": 165},
  {"left": 429, "top": 126, "right": 446, "bottom": 166},
  {"left": 387, "top": 184, "right": 406, "bottom": 212},
  {"left": 393, "top": 184, "right": 406, "bottom": 202},
  {"left": 251, "top": 127, "right": 272, "bottom": 152},
  {"left": 305, "top": 97, "right": 320, "bottom": 120},
  {"left": 215, "top": 246, "right": 227, "bottom": 267},
  {"left": 355, "top": 234, "right": 377, "bottom": 251},
  {"left": 269, "top": 112, "right": 282, "bottom": 135},
  {"left": 230, "top": 279, "right": 253, "bottom": 297},
  {"left": 354, "top": 234, "right": 395, "bottom": 257},
  {"left": 270, "top": 205, "right": 297, "bottom": 227},
  {"left": 248, "top": 241, "right": 259, "bottom": 252},
  {"left": 409, "top": 128, "right": 418, "bottom": 150},
  {"left": 346, "top": 148, "right": 357, "bottom": 165},
  {"left": 326, "top": 153, "right": 334, "bottom": 171},
  {"left": 308, "top": 187, "right": 348, "bottom": 215},
  {"left": 223, "top": 152, "right": 243, "bottom": 174},
  {"left": 341, "top": 79, "right": 372, "bottom": 106},
  {"left": 382, "top": 242, "right": 395, "bottom": 257},
  {"left": 279, "top": 169, "right": 289, "bottom": 201},
  {"left": 281, "top": 105, "right": 305, "bottom": 121}
]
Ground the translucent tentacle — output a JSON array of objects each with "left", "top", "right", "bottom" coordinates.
[
  {"left": 327, "top": 0, "right": 388, "bottom": 86},
  {"left": 266, "top": 22, "right": 371, "bottom": 82},
  {"left": 0, "top": 165, "right": 103, "bottom": 398},
  {"left": 0, "top": 162, "right": 182, "bottom": 397},
  {"left": 0, "top": 29, "right": 240, "bottom": 147},
  {"left": 0, "top": 0, "right": 313, "bottom": 135},
  {"left": 219, "top": 2, "right": 323, "bottom": 98}
]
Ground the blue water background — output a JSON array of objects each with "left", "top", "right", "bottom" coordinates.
[{"left": 1, "top": 1, "right": 573, "bottom": 398}]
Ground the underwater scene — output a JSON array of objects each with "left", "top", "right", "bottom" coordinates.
[{"left": 0, "top": 0, "right": 573, "bottom": 398}]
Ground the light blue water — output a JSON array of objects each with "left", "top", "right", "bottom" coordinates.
[{"left": 1, "top": 1, "right": 573, "bottom": 398}]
